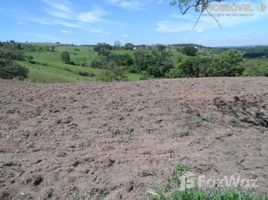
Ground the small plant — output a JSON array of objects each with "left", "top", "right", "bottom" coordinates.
[
  {"left": 172, "top": 128, "right": 189, "bottom": 140},
  {"left": 235, "top": 159, "right": 246, "bottom": 170},
  {"left": 173, "top": 164, "right": 191, "bottom": 175},
  {"left": 140, "top": 169, "right": 155, "bottom": 177},
  {"left": 202, "top": 116, "right": 216, "bottom": 123},
  {"left": 118, "top": 132, "right": 134, "bottom": 144}
]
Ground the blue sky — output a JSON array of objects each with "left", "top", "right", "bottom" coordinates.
[{"left": 0, "top": 0, "right": 268, "bottom": 46}]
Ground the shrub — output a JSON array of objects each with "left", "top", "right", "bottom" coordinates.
[
  {"left": 111, "top": 53, "right": 134, "bottom": 66},
  {"left": 61, "top": 51, "right": 71, "bottom": 64},
  {"left": 133, "top": 48, "right": 154, "bottom": 71},
  {"left": 0, "top": 49, "right": 25, "bottom": 61},
  {"left": 94, "top": 43, "right": 112, "bottom": 53},
  {"left": 169, "top": 56, "right": 209, "bottom": 78},
  {"left": 207, "top": 50, "right": 244, "bottom": 77},
  {"left": 170, "top": 51, "right": 244, "bottom": 78},
  {"left": 97, "top": 61, "right": 127, "bottom": 82},
  {"left": 124, "top": 43, "right": 135, "bottom": 50},
  {"left": 0, "top": 49, "right": 28, "bottom": 80},
  {"left": 0, "top": 64, "right": 29, "bottom": 80},
  {"left": 243, "top": 65, "right": 268, "bottom": 77},
  {"left": 133, "top": 48, "right": 174, "bottom": 77},
  {"left": 79, "top": 71, "right": 96, "bottom": 77},
  {"left": 90, "top": 56, "right": 108, "bottom": 69},
  {"left": 182, "top": 46, "right": 198, "bottom": 56}
]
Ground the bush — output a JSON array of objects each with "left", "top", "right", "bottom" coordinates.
[
  {"left": 94, "top": 43, "right": 112, "bottom": 54},
  {"left": 61, "top": 51, "right": 71, "bottom": 64},
  {"left": 97, "top": 62, "right": 127, "bottom": 82},
  {"left": 172, "top": 57, "right": 203, "bottom": 78},
  {"left": 79, "top": 71, "right": 96, "bottom": 77},
  {"left": 170, "top": 50, "right": 244, "bottom": 78},
  {"left": 207, "top": 50, "right": 244, "bottom": 77},
  {"left": 90, "top": 56, "right": 108, "bottom": 69},
  {"left": 182, "top": 46, "right": 198, "bottom": 56},
  {"left": 111, "top": 53, "right": 134, "bottom": 66},
  {"left": 133, "top": 48, "right": 174, "bottom": 77},
  {"left": 124, "top": 43, "right": 135, "bottom": 50},
  {"left": 0, "top": 50, "right": 28, "bottom": 80},
  {"left": 133, "top": 48, "right": 154, "bottom": 71},
  {"left": 0, "top": 64, "right": 29, "bottom": 80},
  {"left": 0, "top": 49, "right": 25, "bottom": 61},
  {"left": 243, "top": 65, "right": 268, "bottom": 77}
]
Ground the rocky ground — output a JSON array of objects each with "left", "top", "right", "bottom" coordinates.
[{"left": 0, "top": 77, "right": 267, "bottom": 200}]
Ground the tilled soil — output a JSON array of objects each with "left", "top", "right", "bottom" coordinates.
[{"left": 0, "top": 77, "right": 267, "bottom": 200}]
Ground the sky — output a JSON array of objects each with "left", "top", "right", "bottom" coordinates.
[{"left": 0, "top": 0, "right": 268, "bottom": 47}]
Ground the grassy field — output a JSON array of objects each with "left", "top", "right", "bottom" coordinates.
[
  {"left": 7, "top": 43, "right": 268, "bottom": 83},
  {"left": 22, "top": 44, "right": 142, "bottom": 83}
]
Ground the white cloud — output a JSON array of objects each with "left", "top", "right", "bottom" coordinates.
[
  {"left": 88, "top": 28, "right": 111, "bottom": 35},
  {"left": 61, "top": 30, "right": 72, "bottom": 34},
  {"left": 106, "top": 0, "right": 142, "bottom": 10},
  {"left": 77, "top": 9, "right": 107, "bottom": 23},
  {"left": 24, "top": 0, "right": 121, "bottom": 35},
  {"left": 105, "top": 0, "right": 157, "bottom": 10},
  {"left": 42, "top": 0, "right": 71, "bottom": 13}
]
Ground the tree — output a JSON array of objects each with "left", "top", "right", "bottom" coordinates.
[
  {"left": 182, "top": 46, "right": 198, "bottom": 56},
  {"left": 173, "top": 57, "right": 207, "bottom": 78},
  {"left": 111, "top": 53, "right": 134, "bottom": 66},
  {"left": 147, "top": 49, "right": 174, "bottom": 77},
  {"left": 156, "top": 44, "right": 166, "bottom": 52},
  {"left": 94, "top": 43, "right": 112, "bottom": 53},
  {"left": 97, "top": 61, "right": 127, "bottom": 82},
  {"left": 114, "top": 40, "right": 121, "bottom": 50},
  {"left": 133, "top": 48, "right": 154, "bottom": 72},
  {"left": 243, "top": 65, "right": 268, "bottom": 77},
  {"left": 124, "top": 43, "right": 135, "bottom": 50},
  {"left": 0, "top": 50, "right": 28, "bottom": 80},
  {"left": 170, "top": 0, "right": 224, "bottom": 28},
  {"left": 61, "top": 51, "right": 71, "bottom": 64},
  {"left": 207, "top": 50, "right": 244, "bottom": 76}
]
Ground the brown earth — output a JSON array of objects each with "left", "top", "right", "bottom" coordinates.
[{"left": 0, "top": 77, "right": 268, "bottom": 200}]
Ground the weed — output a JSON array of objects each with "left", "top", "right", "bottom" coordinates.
[
  {"left": 140, "top": 169, "right": 155, "bottom": 177},
  {"left": 148, "top": 188, "right": 268, "bottom": 200},
  {"left": 235, "top": 159, "right": 246, "bottom": 170},
  {"left": 118, "top": 132, "right": 134, "bottom": 144},
  {"left": 172, "top": 129, "right": 189, "bottom": 140}
]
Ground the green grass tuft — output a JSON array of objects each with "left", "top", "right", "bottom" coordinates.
[{"left": 148, "top": 188, "right": 268, "bottom": 200}]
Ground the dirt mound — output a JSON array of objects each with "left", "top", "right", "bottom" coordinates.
[{"left": 0, "top": 77, "right": 267, "bottom": 199}]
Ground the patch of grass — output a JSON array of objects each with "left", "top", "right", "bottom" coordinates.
[
  {"left": 148, "top": 188, "right": 268, "bottom": 200},
  {"left": 148, "top": 164, "right": 267, "bottom": 200},
  {"left": 174, "top": 164, "right": 192, "bottom": 175},
  {"left": 202, "top": 116, "right": 216, "bottom": 123},
  {"left": 140, "top": 169, "right": 155, "bottom": 177},
  {"left": 118, "top": 132, "right": 134, "bottom": 144},
  {"left": 172, "top": 128, "right": 189, "bottom": 140}
]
